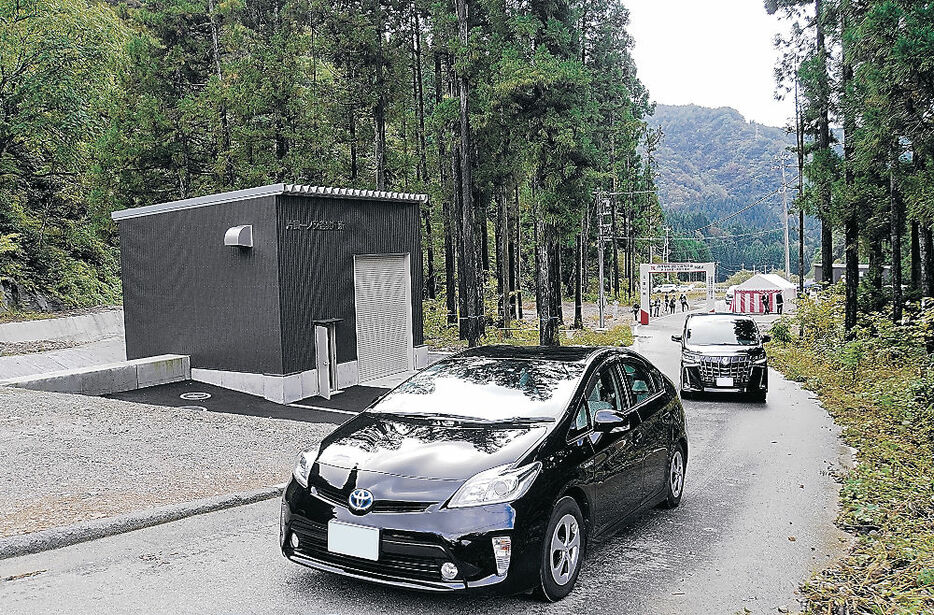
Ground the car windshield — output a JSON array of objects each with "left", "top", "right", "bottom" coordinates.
[
  {"left": 687, "top": 317, "right": 760, "bottom": 346},
  {"left": 371, "top": 357, "right": 586, "bottom": 422}
]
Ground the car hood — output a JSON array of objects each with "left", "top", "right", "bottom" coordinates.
[
  {"left": 683, "top": 344, "right": 760, "bottom": 355},
  {"left": 314, "top": 412, "right": 550, "bottom": 481}
]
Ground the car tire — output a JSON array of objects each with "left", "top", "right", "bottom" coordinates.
[
  {"left": 533, "top": 496, "right": 585, "bottom": 602},
  {"left": 659, "top": 444, "right": 686, "bottom": 509}
]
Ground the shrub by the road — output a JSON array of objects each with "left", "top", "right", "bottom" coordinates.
[{"left": 768, "top": 290, "right": 934, "bottom": 613}]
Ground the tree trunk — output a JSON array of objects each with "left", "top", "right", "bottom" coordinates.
[
  {"left": 374, "top": 0, "right": 387, "bottom": 190},
  {"left": 349, "top": 108, "right": 358, "bottom": 181},
  {"left": 456, "top": 0, "right": 480, "bottom": 346},
  {"left": 574, "top": 219, "right": 584, "bottom": 329},
  {"left": 611, "top": 193, "right": 619, "bottom": 298},
  {"left": 842, "top": 11, "right": 858, "bottom": 335},
  {"left": 890, "top": 145, "right": 903, "bottom": 322},
  {"left": 436, "top": 54, "right": 456, "bottom": 323},
  {"left": 537, "top": 219, "right": 559, "bottom": 346},
  {"left": 206, "top": 0, "right": 232, "bottom": 187},
  {"left": 514, "top": 185, "right": 523, "bottom": 319},
  {"left": 496, "top": 185, "right": 510, "bottom": 334},
  {"left": 795, "top": 77, "right": 806, "bottom": 293},
  {"left": 910, "top": 221, "right": 921, "bottom": 294},
  {"left": 923, "top": 225, "right": 934, "bottom": 298},
  {"left": 816, "top": 0, "right": 834, "bottom": 287}
]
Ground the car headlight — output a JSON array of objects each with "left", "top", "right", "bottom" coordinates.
[
  {"left": 292, "top": 446, "right": 320, "bottom": 488},
  {"left": 682, "top": 350, "right": 701, "bottom": 364},
  {"left": 447, "top": 462, "right": 541, "bottom": 508}
]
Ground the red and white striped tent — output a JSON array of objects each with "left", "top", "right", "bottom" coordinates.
[{"left": 731, "top": 274, "right": 796, "bottom": 314}]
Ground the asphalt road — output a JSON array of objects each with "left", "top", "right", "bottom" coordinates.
[{"left": 0, "top": 310, "right": 852, "bottom": 614}]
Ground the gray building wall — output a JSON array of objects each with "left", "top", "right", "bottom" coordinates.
[
  {"left": 119, "top": 195, "right": 284, "bottom": 374},
  {"left": 276, "top": 194, "right": 424, "bottom": 374}
]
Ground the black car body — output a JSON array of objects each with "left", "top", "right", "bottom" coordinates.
[
  {"left": 280, "top": 345, "right": 688, "bottom": 600},
  {"left": 673, "top": 313, "right": 769, "bottom": 400}
]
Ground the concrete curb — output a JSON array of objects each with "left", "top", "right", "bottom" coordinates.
[{"left": 0, "top": 483, "right": 287, "bottom": 560}]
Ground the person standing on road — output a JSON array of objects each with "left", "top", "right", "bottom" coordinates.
[
  {"left": 761, "top": 292, "right": 771, "bottom": 314},
  {"left": 775, "top": 293, "right": 784, "bottom": 315},
  {"left": 632, "top": 302, "right": 640, "bottom": 323},
  {"left": 669, "top": 296, "right": 677, "bottom": 314},
  {"left": 663, "top": 294, "right": 670, "bottom": 314},
  {"left": 679, "top": 293, "right": 688, "bottom": 312}
]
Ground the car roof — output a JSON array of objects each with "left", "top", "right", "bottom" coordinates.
[{"left": 454, "top": 345, "right": 620, "bottom": 364}]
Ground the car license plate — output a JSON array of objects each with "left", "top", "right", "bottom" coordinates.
[
  {"left": 716, "top": 377, "right": 734, "bottom": 387},
  {"left": 327, "top": 520, "right": 379, "bottom": 561}
]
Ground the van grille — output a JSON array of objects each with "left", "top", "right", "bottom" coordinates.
[{"left": 698, "top": 355, "right": 751, "bottom": 385}]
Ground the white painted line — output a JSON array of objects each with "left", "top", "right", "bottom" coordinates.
[{"left": 287, "top": 403, "right": 357, "bottom": 416}]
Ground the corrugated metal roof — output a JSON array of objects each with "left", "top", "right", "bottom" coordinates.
[{"left": 111, "top": 183, "right": 428, "bottom": 221}]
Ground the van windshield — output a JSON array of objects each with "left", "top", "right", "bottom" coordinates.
[{"left": 687, "top": 318, "right": 760, "bottom": 346}]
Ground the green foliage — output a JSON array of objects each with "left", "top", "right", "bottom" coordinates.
[
  {"left": 769, "top": 290, "right": 934, "bottom": 613},
  {"left": 0, "top": 0, "right": 129, "bottom": 307},
  {"left": 768, "top": 316, "right": 793, "bottom": 344}
]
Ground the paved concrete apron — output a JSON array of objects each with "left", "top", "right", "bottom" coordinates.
[{"left": 0, "top": 311, "right": 850, "bottom": 614}]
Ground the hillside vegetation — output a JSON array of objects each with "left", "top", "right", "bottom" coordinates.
[{"left": 649, "top": 104, "right": 821, "bottom": 278}]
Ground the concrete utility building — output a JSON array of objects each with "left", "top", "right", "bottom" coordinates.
[{"left": 112, "top": 184, "right": 428, "bottom": 404}]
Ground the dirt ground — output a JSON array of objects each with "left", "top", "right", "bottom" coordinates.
[{"left": 0, "top": 387, "right": 330, "bottom": 538}]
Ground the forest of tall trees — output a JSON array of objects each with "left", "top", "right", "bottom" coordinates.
[
  {"left": 0, "top": 0, "right": 663, "bottom": 345},
  {"left": 767, "top": 0, "right": 934, "bottom": 332}
]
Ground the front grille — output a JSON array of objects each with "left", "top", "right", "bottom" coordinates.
[
  {"left": 312, "top": 481, "right": 432, "bottom": 514},
  {"left": 698, "top": 355, "right": 751, "bottom": 386},
  {"left": 289, "top": 517, "right": 447, "bottom": 582}
]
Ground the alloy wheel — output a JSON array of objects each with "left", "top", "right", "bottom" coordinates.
[
  {"left": 549, "top": 513, "right": 581, "bottom": 586},
  {"left": 670, "top": 449, "right": 685, "bottom": 499}
]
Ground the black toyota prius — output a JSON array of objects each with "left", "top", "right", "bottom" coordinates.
[{"left": 280, "top": 345, "right": 688, "bottom": 601}]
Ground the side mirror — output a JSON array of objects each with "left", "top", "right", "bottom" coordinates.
[
  {"left": 594, "top": 409, "right": 634, "bottom": 433},
  {"left": 761, "top": 334, "right": 771, "bottom": 343},
  {"left": 671, "top": 334, "right": 683, "bottom": 343}
]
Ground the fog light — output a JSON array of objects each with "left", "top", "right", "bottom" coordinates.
[
  {"left": 290, "top": 533, "right": 300, "bottom": 549},
  {"left": 441, "top": 562, "right": 459, "bottom": 580},
  {"left": 491, "top": 536, "right": 511, "bottom": 576}
]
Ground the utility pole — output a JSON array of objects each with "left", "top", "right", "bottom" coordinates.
[
  {"left": 781, "top": 154, "right": 791, "bottom": 278},
  {"left": 664, "top": 226, "right": 671, "bottom": 263}
]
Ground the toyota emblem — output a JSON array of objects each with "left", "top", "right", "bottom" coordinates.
[{"left": 348, "top": 488, "right": 374, "bottom": 513}]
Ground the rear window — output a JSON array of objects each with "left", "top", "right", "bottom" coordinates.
[
  {"left": 372, "top": 358, "right": 586, "bottom": 421},
  {"left": 686, "top": 317, "right": 760, "bottom": 346}
]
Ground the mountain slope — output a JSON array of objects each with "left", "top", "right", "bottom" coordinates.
[
  {"left": 646, "top": 104, "right": 818, "bottom": 278},
  {"left": 648, "top": 104, "right": 795, "bottom": 224}
]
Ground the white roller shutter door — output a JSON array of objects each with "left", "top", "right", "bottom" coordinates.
[{"left": 354, "top": 254, "right": 412, "bottom": 382}]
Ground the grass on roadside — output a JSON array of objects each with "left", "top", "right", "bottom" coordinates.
[
  {"left": 767, "top": 292, "right": 934, "bottom": 614},
  {"left": 423, "top": 297, "right": 634, "bottom": 351}
]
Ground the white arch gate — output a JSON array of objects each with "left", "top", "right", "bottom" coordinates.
[{"left": 639, "top": 262, "right": 716, "bottom": 324}]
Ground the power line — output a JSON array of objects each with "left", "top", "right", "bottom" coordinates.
[
  {"left": 629, "top": 226, "right": 785, "bottom": 242},
  {"left": 690, "top": 180, "right": 799, "bottom": 233}
]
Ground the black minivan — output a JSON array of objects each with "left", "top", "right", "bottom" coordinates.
[
  {"left": 281, "top": 345, "right": 688, "bottom": 601},
  {"left": 672, "top": 313, "right": 769, "bottom": 401}
]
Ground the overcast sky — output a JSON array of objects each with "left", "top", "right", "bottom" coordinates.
[{"left": 626, "top": 0, "right": 795, "bottom": 128}]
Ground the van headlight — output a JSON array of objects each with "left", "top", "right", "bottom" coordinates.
[
  {"left": 447, "top": 462, "right": 541, "bottom": 508},
  {"left": 682, "top": 350, "right": 701, "bottom": 364},
  {"left": 292, "top": 446, "right": 320, "bottom": 488}
]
